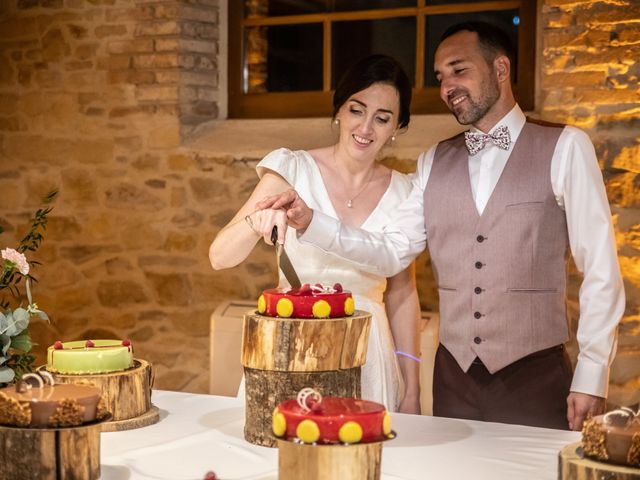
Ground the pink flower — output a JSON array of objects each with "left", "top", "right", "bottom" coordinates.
[{"left": 1, "top": 248, "right": 29, "bottom": 275}]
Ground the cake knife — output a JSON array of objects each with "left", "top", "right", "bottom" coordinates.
[{"left": 271, "top": 226, "right": 301, "bottom": 288}]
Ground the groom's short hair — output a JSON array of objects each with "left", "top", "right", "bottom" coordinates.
[{"left": 440, "top": 21, "right": 514, "bottom": 71}]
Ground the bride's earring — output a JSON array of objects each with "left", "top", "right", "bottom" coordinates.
[{"left": 334, "top": 118, "right": 340, "bottom": 125}]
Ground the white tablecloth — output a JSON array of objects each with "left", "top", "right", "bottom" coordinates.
[{"left": 101, "top": 390, "right": 580, "bottom": 480}]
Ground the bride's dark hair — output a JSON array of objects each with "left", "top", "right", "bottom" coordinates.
[{"left": 332, "top": 54, "right": 412, "bottom": 129}]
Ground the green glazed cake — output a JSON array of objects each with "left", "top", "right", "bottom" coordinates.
[{"left": 47, "top": 339, "right": 134, "bottom": 374}]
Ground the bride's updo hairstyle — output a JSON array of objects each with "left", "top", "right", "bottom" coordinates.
[{"left": 332, "top": 54, "right": 412, "bottom": 130}]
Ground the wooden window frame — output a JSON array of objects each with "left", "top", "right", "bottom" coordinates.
[{"left": 229, "top": 0, "right": 536, "bottom": 118}]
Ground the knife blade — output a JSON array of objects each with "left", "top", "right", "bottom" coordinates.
[{"left": 271, "top": 226, "right": 301, "bottom": 288}]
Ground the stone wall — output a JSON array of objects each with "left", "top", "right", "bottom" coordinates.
[
  {"left": 0, "top": 0, "right": 638, "bottom": 406},
  {"left": 540, "top": 0, "right": 640, "bottom": 406}
]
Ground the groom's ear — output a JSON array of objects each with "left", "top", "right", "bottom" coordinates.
[{"left": 494, "top": 55, "right": 511, "bottom": 83}]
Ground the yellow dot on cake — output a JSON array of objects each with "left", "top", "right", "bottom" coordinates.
[
  {"left": 257, "top": 294, "right": 266, "bottom": 314},
  {"left": 344, "top": 297, "right": 355, "bottom": 315},
  {"left": 276, "top": 298, "right": 294, "bottom": 317},
  {"left": 338, "top": 420, "right": 363, "bottom": 444},
  {"left": 383, "top": 412, "right": 392, "bottom": 436},
  {"left": 312, "top": 300, "right": 331, "bottom": 318},
  {"left": 272, "top": 407, "right": 286, "bottom": 437},
  {"left": 296, "top": 419, "right": 320, "bottom": 443}
]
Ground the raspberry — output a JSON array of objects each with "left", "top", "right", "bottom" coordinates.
[
  {"left": 54, "top": 341, "right": 63, "bottom": 350},
  {"left": 333, "top": 283, "right": 343, "bottom": 292},
  {"left": 299, "top": 283, "right": 312, "bottom": 295},
  {"left": 307, "top": 397, "right": 323, "bottom": 412},
  {"left": 122, "top": 339, "right": 131, "bottom": 347},
  {"left": 204, "top": 472, "right": 217, "bottom": 480},
  {"left": 85, "top": 340, "right": 95, "bottom": 348}
]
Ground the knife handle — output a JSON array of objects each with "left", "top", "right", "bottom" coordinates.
[{"left": 270, "top": 225, "right": 278, "bottom": 246}]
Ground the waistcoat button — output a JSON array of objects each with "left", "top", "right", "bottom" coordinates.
[
  {"left": 474, "top": 287, "right": 482, "bottom": 294},
  {"left": 473, "top": 336, "right": 482, "bottom": 344},
  {"left": 475, "top": 261, "right": 483, "bottom": 269},
  {"left": 476, "top": 235, "right": 485, "bottom": 243},
  {"left": 474, "top": 311, "right": 482, "bottom": 319}
]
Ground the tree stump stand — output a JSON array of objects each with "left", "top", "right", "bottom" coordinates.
[
  {"left": 559, "top": 442, "right": 640, "bottom": 480},
  {"left": 241, "top": 310, "right": 372, "bottom": 447},
  {"left": 278, "top": 438, "right": 383, "bottom": 480},
  {"left": 39, "top": 359, "right": 159, "bottom": 431},
  {"left": 0, "top": 419, "right": 105, "bottom": 480}
]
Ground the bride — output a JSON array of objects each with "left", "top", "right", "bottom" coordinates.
[{"left": 209, "top": 55, "right": 422, "bottom": 413}]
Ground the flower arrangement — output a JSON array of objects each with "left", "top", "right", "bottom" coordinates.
[{"left": 0, "top": 191, "right": 56, "bottom": 384}]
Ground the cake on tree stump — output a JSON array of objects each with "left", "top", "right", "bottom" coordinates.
[
  {"left": 274, "top": 388, "right": 394, "bottom": 480},
  {"left": 40, "top": 339, "right": 158, "bottom": 431},
  {"left": 258, "top": 283, "right": 355, "bottom": 318}
]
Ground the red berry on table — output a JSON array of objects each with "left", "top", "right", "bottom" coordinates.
[
  {"left": 85, "top": 340, "right": 95, "bottom": 348},
  {"left": 204, "top": 472, "right": 217, "bottom": 480},
  {"left": 122, "top": 339, "right": 131, "bottom": 347},
  {"left": 54, "top": 341, "right": 63, "bottom": 350},
  {"left": 333, "top": 283, "right": 343, "bottom": 292}
]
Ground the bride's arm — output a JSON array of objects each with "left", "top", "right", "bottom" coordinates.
[
  {"left": 209, "top": 171, "right": 291, "bottom": 270},
  {"left": 385, "top": 262, "right": 422, "bottom": 414}
]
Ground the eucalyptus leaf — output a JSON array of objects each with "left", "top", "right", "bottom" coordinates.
[
  {"left": 0, "top": 334, "right": 10, "bottom": 355},
  {"left": 10, "top": 332, "right": 32, "bottom": 353},
  {"left": 0, "top": 355, "right": 5, "bottom": 366},
  {"left": 10, "top": 308, "right": 29, "bottom": 335},
  {"left": 0, "top": 366, "right": 14, "bottom": 383},
  {"left": 0, "top": 312, "right": 6, "bottom": 332},
  {"left": 34, "top": 309, "right": 49, "bottom": 322}
]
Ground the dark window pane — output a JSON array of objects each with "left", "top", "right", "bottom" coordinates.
[
  {"left": 264, "top": 0, "right": 327, "bottom": 17},
  {"left": 332, "top": 17, "right": 416, "bottom": 88},
  {"left": 424, "top": 10, "right": 520, "bottom": 87},
  {"left": 245, "top": 24, "right": 323, "bottom": 93},
  {"left": 334, "top": 0, "right": 416, "bottom": 11}
]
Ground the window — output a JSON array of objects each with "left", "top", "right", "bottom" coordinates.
[{"left": 229, "top": 0, "right": 536, "bottom": 118}]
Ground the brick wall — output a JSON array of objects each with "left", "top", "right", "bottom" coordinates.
[{"left": 0, "top": 0, "right": 638, "bottom": 406}]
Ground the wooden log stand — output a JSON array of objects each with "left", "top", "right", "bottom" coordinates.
[
  {"left": 0, "top": 418, "right": 105, "bottom": 480},
  {"left": 241, "top": 310, "right": 372, "bottom": 447},
  {"left": 39, "top": 359, "right": 159, "bottom": 432},
  {"left": 559, "top": 442, "right": 640, "bottom": 480},
  {"left": 278, "top": 439, "right": 383, "bottom": 480}
]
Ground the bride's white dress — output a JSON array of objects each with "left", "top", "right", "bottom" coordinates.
[{"left": 254, "top": 148, "right": 413, "bottom": 411}]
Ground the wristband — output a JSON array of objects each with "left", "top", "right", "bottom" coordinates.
[{"left": 395, "top": 351, "right": 421, "bottom": 363}]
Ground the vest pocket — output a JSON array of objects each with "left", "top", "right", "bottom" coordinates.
[
  {"left": 438, "top": 286, "right": 457, "bottom": 292},
  {"left": 507, "top": 288, "right": 558, "bottom": 293},
  {"left": 505, "top": 201, "right": 544, "bottom": 209}
]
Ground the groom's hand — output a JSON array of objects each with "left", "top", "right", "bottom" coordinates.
[{"left": 256, "top": 189, "right": 313, "bottom": 232}]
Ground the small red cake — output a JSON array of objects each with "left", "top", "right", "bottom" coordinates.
[
  {"left": 272, "top": 388, "right": 393, "bottom": 445},
  {"left": 258, "top": 283, "right": 354, "bottom": 319}
]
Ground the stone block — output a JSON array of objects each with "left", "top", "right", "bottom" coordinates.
[
  {"left": 42, "top": 28, "right": 71, "bottom": 62},
  {"left": 107, "top": 54, "right": 132, "bottom": 69},
  {"left": 542, "top": 71, "right": 607, "bottom": 88},
  {"left": 97, "top": 280, "right": 149, "bottom": 307},
  {"left": 50, "top": 285, "right": 96, "bottom": 312},
  {"left": 181, "top": 5, "right": 218, "bottom": 23},
  {"left": 154, "top": 69, "right": 180, "bottom": 83},
  {"left": 138, "top": 255, "right": 198, "bottom": 269},
  {"left": 169, "top": 308, "right": 210, "bottom": 337},
  {"left": 108, "top": 38, "right": 154, "bottom": 54},
  {"left": 105, "top": 257, "right": 134, "bottom": 275},
  {"left": 105, "top": 7, "right": 138, "bottom": 23},
  {"left": 0, "top": 17, "right": 38, "bottom": 39},
  {"left": 576, "top": 4, "right": 640, "bottom": 26},
  {"left": 171, "top": 186, "right": 187, "bottom": 207},
  {"left": 46, "top": 216, "right": 82, "bottom": 240},
  {"left": 133, "top": 53, "right": 179, "bottom": 68},
  {"left": 118, "top": 222, "right": 164, "bottom": 250},
  {"left": 164, "top": 231, "right": 197, "bottom": 251},
  {"left": 134, "top": 21, "right": 180, "bottom": 36},
  {"left": 144, "top": 271, "right": 192, "bottom": 306},
  {"left": 60, "top": 244, "right": 123, "bottom": 265},
  {"left": 61, "top": 168, "right": 99, "bottom": 206},
  {"left": 189, "top": 177, "right": 230, "bottom": 202},
  {"left": 171, "top": 209, "right": 204, "bottom": 228},
  {"left": 95, "top": 24, "right": 128, "bottom": 38},
  {"left": 105, "top": 182, "right": 167, "bottom": 211},
  {"left": 132, "top": 153, "right": 161, "bottom": 169},
  {"left": 136, "top": 84, "right": 178, "bottom": 102},
  {"left": 0, "top": 116, "right": 24, "bottom": 132},
  {"left": 155, "top": 369, "right": 198, "bottom": 391}
]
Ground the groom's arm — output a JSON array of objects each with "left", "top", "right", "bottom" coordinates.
[{"left": 297, "top": 149, "right": 435, "bottom": 277}]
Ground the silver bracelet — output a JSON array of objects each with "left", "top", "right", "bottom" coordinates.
[{"left": 245, "top": 214, "right": 260, "bottom": 235}]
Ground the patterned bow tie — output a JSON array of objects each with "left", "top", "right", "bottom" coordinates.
[{"left": 464, "top": 125, "right": 511, "bottom": 155}]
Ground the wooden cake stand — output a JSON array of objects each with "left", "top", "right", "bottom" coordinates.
[
  {"left": 242, "top": 310, "right": 372, "bottom": 447},
  {"left": 39, "top": 359, "right": 160, "bottom": 432},
  {"left": 559, "top": 442, "right": 640, "bottom": 480},
  {"left": 0, "top": 416, "right": 108, "bottom": 480}
]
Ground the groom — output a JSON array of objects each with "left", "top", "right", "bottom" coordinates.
[{"left": 258, "top": 22, "right": 624, "bottom": 430}]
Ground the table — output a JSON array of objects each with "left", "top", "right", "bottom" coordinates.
[{"left": 101, "top": 390, "right": 580, "bottom": 480}]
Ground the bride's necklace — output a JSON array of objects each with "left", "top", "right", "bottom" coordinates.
[{"left": 334, "top": 149, "right": 376, "bottom": 208}]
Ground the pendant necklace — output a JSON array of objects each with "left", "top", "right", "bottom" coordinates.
[{"left": 334, "top": 148, "right": 376, "bottom": 208}]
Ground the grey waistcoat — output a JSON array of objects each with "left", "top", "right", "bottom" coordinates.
[{"left": 424, "top": 120, "right": 569, "bottom": 373}]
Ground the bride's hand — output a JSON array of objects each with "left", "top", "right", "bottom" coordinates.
[
  {"left": 257, "top": 189, "right": 313, "bottom": 232},
  {"left": 247, "top": 208, "right": 289, "bottom": 245}
]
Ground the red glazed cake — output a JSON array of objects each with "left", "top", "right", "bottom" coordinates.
[
  {"left": 582, "top": 408, "right": 640, "bottom": 467},
  {"left": 258, "top": 283, "right": 354, "bottom": 319},
  {"left": 272, "top": 388, "right": 393, "bottom": 445},
  {"left": 0, "top": 373, "right": 106, "bottom": 428}
]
